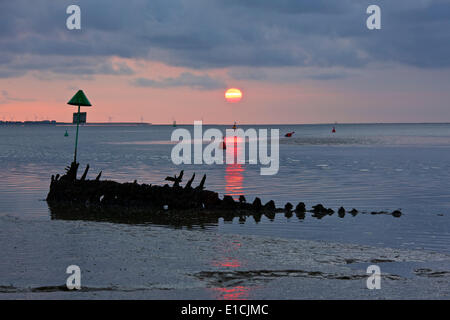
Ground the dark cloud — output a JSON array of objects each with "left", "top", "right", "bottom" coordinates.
[
  {"left": 223, "top": 0, "right": 352, "bottom": 14},
  {"left": 1, "top": 0, "right": 450, "bottom": 80},
  {"left": 132, "top": 72, "right": 227, "bottom": 90},
  {"left": 308, "top": 72, "right": 351, "bottom": 81},
  {"left": 228, "top": 68, "right": 352, "bottom": 82},
  {"left": 0, "top": 54, "right": 134, "bottom": 80}
]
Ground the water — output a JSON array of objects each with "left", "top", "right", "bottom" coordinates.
[{"left": 1, "top": 123, "right": 450, "bottom": 299}]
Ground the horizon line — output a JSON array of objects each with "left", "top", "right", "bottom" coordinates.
[{"left": 2, "top": 121, "right": 450, "bottom": 126}]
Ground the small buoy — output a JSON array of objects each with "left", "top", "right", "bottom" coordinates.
[
  {"left": 285, "top": 132, "right": 295, "bottom": 137},
  {"left": 332, "top": 127, "right": 336, "bottom": 133},
  {"left": 64, "top": 130, "right": 69, "bottom": 137}
]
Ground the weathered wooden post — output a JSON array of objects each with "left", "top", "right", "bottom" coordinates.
[{"left": 67, "top": 90, "right": 92, "bottom": 163}]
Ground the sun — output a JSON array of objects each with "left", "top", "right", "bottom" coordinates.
[{"left": 225, "top": 88, "right": 243, "bottom": 103}]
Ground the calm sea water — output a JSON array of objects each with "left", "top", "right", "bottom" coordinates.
[
  {"left": 1, "top": 123, "right": 450, "bottom": 252},
  {"left": 1, "top": 123, "right": 450, "bottom": 299}
]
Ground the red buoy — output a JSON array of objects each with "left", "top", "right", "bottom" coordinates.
[{"left": 285, "top": 132, "right": 295, "bottom": 137}]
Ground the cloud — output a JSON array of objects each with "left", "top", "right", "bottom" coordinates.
[
  {"left": 1, "top": 0, "right": 450, "bottom": 79},
  {"left": 308, "top": 72, "right": 351, "bottom": 81},
  {"left": 0, "top": 54, "right": 135, "bottom": 80},
  {"left": 0, "top": 90, "right": 35, "bottom": 104},
  {"left": 131, "top": 72, "right": 227, "bottom": 90},
  {"left": 223, "top": 0, "right": 352, "bottom": 14},
  {"left": 228, "top": 67, "right": 353, "bottom": 83}
]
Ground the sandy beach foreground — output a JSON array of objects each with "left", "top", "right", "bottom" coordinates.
[{"left": 1, "top": 215, "right": 449, "bottom": 299}]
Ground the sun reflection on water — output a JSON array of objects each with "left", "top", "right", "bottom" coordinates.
[
  {"left": 211, "top": 286, "right": 251, "bottom": 300},
  {"left": 225, "top": 163, "right": 244, "bottom": 200}
]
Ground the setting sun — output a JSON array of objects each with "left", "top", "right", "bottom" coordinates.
[{"left": 225, "top": 88, "right": 243, "bottom": 103}]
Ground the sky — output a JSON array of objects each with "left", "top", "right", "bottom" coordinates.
[{"left": 1, "top": 0, "right": 450, "bottom": 124}]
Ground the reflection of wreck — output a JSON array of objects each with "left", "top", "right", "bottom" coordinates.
[{"left": 47, "top": 162, "right": 401, "bottom": 227}]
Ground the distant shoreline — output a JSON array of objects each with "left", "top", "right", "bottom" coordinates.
[
  {"left": 1, "top": 121, "right": 449, "bottom": 126},
  {"left": 0, "top": 121, "right": 152, "bottom": 126}
]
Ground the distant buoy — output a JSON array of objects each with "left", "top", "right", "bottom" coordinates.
[
  {"left": 332, "top": 127, "right": 336, "bottom": 133},
  {"left": 285, "top": 132, "right": 295, "bottom": 137},
  {"left": 64, "top": 130, "right": 69, "bottom": 137}
]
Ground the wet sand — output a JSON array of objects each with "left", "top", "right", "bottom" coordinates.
[{"left": 1, "top": 215, "right": 449, "bottom": 299}]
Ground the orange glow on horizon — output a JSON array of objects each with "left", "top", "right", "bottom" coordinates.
[{"left": 225, "top": 88, "right": 243, "bottom": 103}]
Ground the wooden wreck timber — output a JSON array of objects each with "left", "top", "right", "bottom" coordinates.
[{"left": 46, "top": 162, "right": 402, "bottom": 225}]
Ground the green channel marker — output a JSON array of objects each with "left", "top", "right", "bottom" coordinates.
[{"left": 67, "top": 90, "right": 92, "bottom": 163}]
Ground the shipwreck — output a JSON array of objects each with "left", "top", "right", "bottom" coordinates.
[{"left": 46, "top": 162, "right": 402, "bottom": 227}]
